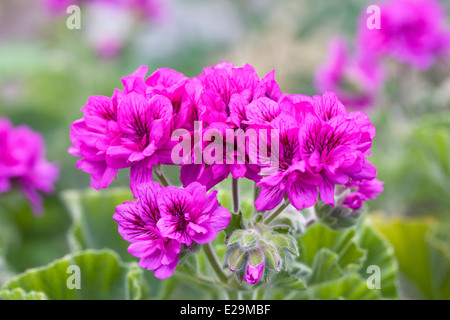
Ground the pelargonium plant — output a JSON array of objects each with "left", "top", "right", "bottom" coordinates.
[
  {"left": 68, "top": 62, "right": 383, "bottom": 291},
  {"left": 315, "top": 0, "right": 450, "bottom": 110},
  {"left": 0, "top": 118, "right": 59, "bottom": 215}
]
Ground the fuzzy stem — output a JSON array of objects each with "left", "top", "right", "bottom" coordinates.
[
  {"left": 153, "top": 165, "right": 170, "bottom": 187},
  {"left": 263, "top": 198, "right": 290, "bottom": 224},
  {"left": 203, "top": 243, "right": 229, "bottom": 284},
  {"left": 232, "top": 178, "right": 240, "bottom": 213}
]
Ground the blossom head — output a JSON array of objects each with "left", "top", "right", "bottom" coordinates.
[
  {"left": 69, "top": 66, "right": 188, "bottom": 196},
  {"left": 254, "top": 99, "right": 323, "bottom": 211},
  {"left": 180, "top": 62, "right": 283, "bottom": 190},
  {"left": 342, "top": 178, "right": 384, "bottom": 210},
  {"left": 157, "top": 182, "right": 231, "bottom": 246},
  {"left": 185, "top": 61, "right": 282, "bottom": 127},
  {"left": 113, "top": 181, "right": 230, "bottom": 278},
  {"left": 243, "top": 260, "right": 265, "bottom": 285},
  {"left": 299, "top": 92, "right": 377, "bottom": 206},
  {"left": 113, "top": 181, "right": 181, "bottom": 279},
  {"left": 315, "top": 37, "right": 385, "bottom": 109},
  {"left": 357, "top": 0, "right": 450, "bottom": 70},
  {"left": 0, "top": 118, "right": 59, "bottom": 215}
]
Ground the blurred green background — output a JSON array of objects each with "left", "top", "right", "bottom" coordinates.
[{"left": 0, "top": 0, "right": 449, "bottom": 300}]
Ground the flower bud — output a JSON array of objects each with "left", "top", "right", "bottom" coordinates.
[
  {"left": 243, "top": 252, "right": 265, "bottom": 285},
  {"left": 316, "top": 203, "right": 364, "bottom": 230},
  {"left": 240, "top": 229, "right": 259, "bottom": 249},
  {"left": 264, "top": 244, "right": 282, "bottom": 272},
  {"left": 227, "top": 247, "right": 247, "bottom": 272},
  {"left": 315, "top": 180, "right": 378, "bottom": 230},
  {"left": 227, "top": 230, "right": 244, "bottom": 246}
]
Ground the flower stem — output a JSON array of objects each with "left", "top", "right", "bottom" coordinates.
[
  {"left": 263, "top": 197, "right": 290, "bottom": 224},
  {"left": 203, "top": 242, "right": 229, "bottom": 284},
  {"left": 232, "top": 178, "right": 240, "bottom": 213},
  {"left": 153, "top": 165, "right": 170, "bottom": 187}
]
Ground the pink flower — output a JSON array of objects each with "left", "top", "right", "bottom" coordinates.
[
  {"left": 314, "top": 37, "right": 385, "bottom": 109},
  {"left": 157, "top": 182, "right": 231, "bottom": 246},
  {"left": 243, "top": 261, "right": 264, "bottom": 285},
  {"left": 69, "top": 66, "right": 188, "bottom": 196},
  {"left": 113, "top": 181, "right": 230, "bottom": 278},
  {"left": 0, "top": 118, "right": 59, "bottom": 215},
  {"left": 186, "top": 62, "right": 282, "bottom": 127},
  {"left": 113, "top": 181, "right": 181, "bottom": 279},
  {"left": 342, "top": 178, "right": 384, "bottom": 210},
  {"left": 299, "top": 92, "right": 377, "bottom": 206},
  {"left": 69, "top": 95, "right": 120, "bottom": 190},
  {"left": 254, "top": 96, "right": 323, "bottom": 211},
  {"left": 42, "top": 0, "right": 77, "bottom": 16},
  {"left": 106, "top": 93, "right": 173, "bottom": 196},
  {"left": 180, "top": 62, "right": 282, "bottom": 189},
  {"left": 357, "top": 0, "right": 450, "bottom": 70}
]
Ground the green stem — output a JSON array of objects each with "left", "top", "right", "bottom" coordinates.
[
  {"left": 203, "top": 243, "right": 229, "bottom": 284},
  {"left": 263, "top": 198, "right": 290, "bottom": 224},
  {"left": 153, "top": 165, "right": 170, "bottom": 187},
  {"left": 252, "top": 288, "right": 264, "bottom": 300},
  {"left": 232, "top": 178, "right": 240, "bottom": 213},
  {"left": 227, "top": 290, "right": 239, "bottom": 300}
]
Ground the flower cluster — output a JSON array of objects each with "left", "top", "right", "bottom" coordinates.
[
  {"left": 0, "top": 118, "right": 59, "bottom": 215},
  {"left": 70, "top": 62, "right": 381, "bottom": 283},
  {"left": 314, "top": 37, "right": 385, "bottom": 109},
  {"left": 69, "top": 66, "right": 187, "bottom": 197},
  {"left": 358, "top": 0, "right": 450, "bottom": 70},
  {"left": 315, "top": 0, "right": 450, "bottom": 109},
  {"left": 113, "top": 181, "right": 230, "bottom": 279},
  {"left": 342, "top": 178, "right": 384, "bottom": 211},
  {"left": 254, "top": 92, "right": 377, "bottom": 211}
]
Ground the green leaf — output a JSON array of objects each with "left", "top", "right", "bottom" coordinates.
[
  {"left": 357, "top": 219, "right": 399, "bottom": 299},
  {"left": 61, "top": 188, "right": 134, "bottom": 262},
  {"left": 298, "top": 223, "right": 365, "bottom": 273},
  {"left": 0, "top": 288, "right": 47, "bottom": 300},
  {"left": 271, "top": 234, "right": 299, "bottom": 256},
  {"left": 1, "top": 249, "right": 144, "bottom": 300},
  {"left": 223, "top": 210, "right": 246, "bottom": 239},
  {"left": 308, "top": 249, "right": 344, "bottom": 285},
  {"left": 375, "top": 218, "right": 450, "bottom": 299},
  {"left": 299, "top": 273, "right": 381, "bottom": 300},
  {"left": 273, "top": 271, "right": 307, "bottom": 291}
]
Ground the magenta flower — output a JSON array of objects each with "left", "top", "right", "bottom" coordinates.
[
  {"left": 243, "top": 261, "right": 264, "bottom": 285},
  {"left": 69, "top": 95, "right": 120, "bottom": 190},
  {"left": 113, "top": 181, "right": 230, "bottom": 278},
  {"left": 314, "top": 37, "right": 385, "bottom": 109},
  {"left": 254, "top": 96, "right": 323, "bottom": 211},
  {"left": 0, "top": 118, "right": 59, "bottom": 215},
  {"left": 42, "top": 0, "right": 77, "bottom": 16},
  {"left": 180, "top": 62, "right": 282, "bottom": 189},
  {"left": 186, "top": 62, "right": 281, "bottom": 126},
  {"left": 157, "top": 182, "right": 231, "bottom": 246},
  {"left": 255, "top": 92, "right": 376, "bottom": 211},
  {"left": 299, "top": 92, "right": 377, "bottom": 206},
  {"left": 69, "top": 66, "right": 187, "bottom": 196},
  {"left": 113, "top": 181, "right": 181, "bottom": 279},
  {"left": 106, "top": 93, "right": 174, "bottom": 196},
  {"left": 357, "top": 0, "right": 450, "bottom": 70},
  {"left": 342, "top": 178, "right": 384, "bottom": 210}
]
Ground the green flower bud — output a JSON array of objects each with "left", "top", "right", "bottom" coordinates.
[
  {"left": 228, "top": 247, "right": 247, "bottom": 272},
  {"left": 227, "top": 230, "right": 244, "bottom": 246},
  {"left": 240, "top": 229, "right": 259, "bottom": 249}
]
